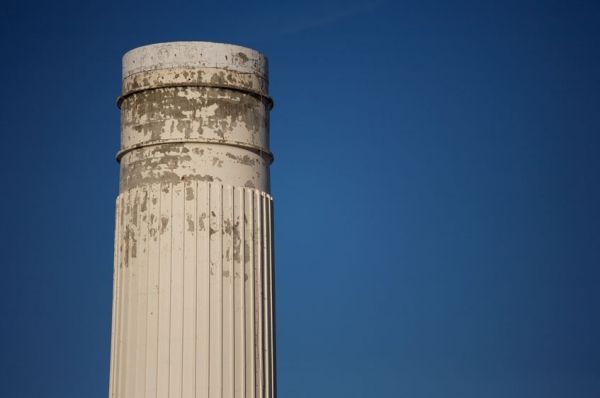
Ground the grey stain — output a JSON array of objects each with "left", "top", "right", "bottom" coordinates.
[
  {"left": 160, "top": 217, "right": 169, "bottom": 234},
  {"left": 198, "top": 213, "right": 207, "bottom": 231},
  {"left": 237, "top": 52, "right": 249, "bottom": 62},
  {"left": 141, "top": 192, "right": 148, "bottom": 211},
  {"left": 132, "top": 196, "right": 139, "bottom": 226},
  {"left": 233, "top": 220, "right": 241, "bottom": 263},
  {"left": 244, "top": 241, "right": 251, "bottom": 264},
  {"left": 187, "top": 216, "right": 195, "bottom": 232},
  {"left": 223, "top": 219, "right": 232, "bottom": 235},
  {"left": 122, "top": 87, "right": 264, "bottom": 145},
  {"left": 186, "top": 187, "right": 194, "bottom": 200},
  {"left": 212, "top": 157, "right": 224, "bottom": 167}
]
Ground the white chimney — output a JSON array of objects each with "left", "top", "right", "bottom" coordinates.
[{"left": 109, "top": 41, "right": 276, "bottom": 398}]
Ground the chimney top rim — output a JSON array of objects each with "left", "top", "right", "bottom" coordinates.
[{"left": 122, "top": 41, "right": 268, "bottom": 80}]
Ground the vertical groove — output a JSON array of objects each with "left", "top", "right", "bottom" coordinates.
[
  {"left": 238, "top": 188, "right": 246, "bottom": 397},
  {"left": 168, "top": 183, "right": 173, "bottom": 398},
  {"left": 207, "top": 183, "right": 210, "bottom": 398},
  {"left": 233, "top": 187, "right": 242, "bottom": 398},
  {"left": 179, "top": 184, "right": 186, "bottom": 397},
  {"left": 157, "top": 182, "right": 172, "bottom": 397},
  {"left": 182, "top": 180, "right": 196, "bottom": 398},
  {"left": 134, "top": 188, "right": 149, "bottom": 398},
  {"left": 204, "top": 182, "right": 211, "bottom": 398},
  {"left": 109, "top": 195, "right": 121, "bottom": 398},
  {"left": 268, "top": 198, "right": 275, "bottom": 398},
  {"left": 261, "top": 194, "right": 269, "bottom": 398},
  {"left": 155, "top": 184, "right": 162, "bottom": 398},
  {"left": 117, "top": 192, "right": 126, "bottom": 398},
  {"left": 220, "top": 184, "right": 223, "bottom": 398},
  {"left": 127, "top": 188, "right": 139, "bottom": 397},
  {"left": 266, "top": 197, "right": 274, "bottom": 398},
  {"left": 119, "top": 191, "right": 131, "bottom": 398},
  {"left": 209, "top": 182, "right": 224, "bottom": 398},
  {"left": 143, "top": 189, "right": 151, "bottom": 398},
  {"left": 156, "top": 184, "right": 162, "bottom": 398},
  {"left": 129, "top": 189, "right": 139, "bottom": 398},
  {"left": 182, "top": 185, "right": 185, "bottom": 397},
  {"left": 207, "top": 183, "right": 211, "bottom": 398},
  {"left": 228, "top": 186, "right": 235, "bottom": 398},
  {"left": 268, "top": 195, "right": 272, "bottom": 398},
  {"left": 222, "top": 186, "right": 233, "bottom": 398},
  {"left": 114, "top": 194, "right": 120, "bottom": 398},
  {"left": 145, "top": 184, "right": 159, "bottom": 398},
  {"left": 255, "top": 191, "right": 263, "bottom": 398},
  {"left": 116, "top": 193, "right": 123, "bottom": 398},
  {"left": 231, "top": 187, "right": 236, "bottom": 398},
  {"left": 193, "top": 181, "right": 199, "bottom": 398},
  {"left": 247, "top": 190, "right": 255, "bottom": 398},
  {"left": 167, "top": 183, "right": 184, "bottom": 398}
]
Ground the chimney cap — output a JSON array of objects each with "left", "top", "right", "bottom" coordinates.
[{"left": 122, "top": 41, "right": 268, "bottom": 80}]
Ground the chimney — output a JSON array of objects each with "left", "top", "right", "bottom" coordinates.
[{"left": 109, "top": 42, "right": 276, "bottom": 398}]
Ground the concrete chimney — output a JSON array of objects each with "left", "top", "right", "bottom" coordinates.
[{"left": 109, "top": 42, "right": 275, "bottom": 398}]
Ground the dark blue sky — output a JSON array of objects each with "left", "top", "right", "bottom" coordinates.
[{"left": 0, "top": 0, "right": 598, "bottom": 397}]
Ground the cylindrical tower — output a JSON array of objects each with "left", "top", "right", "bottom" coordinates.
[{"left": 109, "top": 42, "right": 275, "bottom": 398}]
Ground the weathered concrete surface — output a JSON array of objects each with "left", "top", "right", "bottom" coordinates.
[
  {"left": 117, "top": 42, "right": 273, "bottom": 193},
  {"left": 108, "top": 42, "right": 276, "bottom": 398}
]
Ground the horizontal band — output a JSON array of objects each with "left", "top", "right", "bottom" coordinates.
[
  {"left": 116, "top": 138, "right": 274, "bottom": 164},
  {"left": 122, "top": 66, "right": 269, "bottom": 96},
  {"left": 117, "top": 82, "right": 274, "bottom": 110}
]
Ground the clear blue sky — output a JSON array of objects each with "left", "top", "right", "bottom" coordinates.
[{"left": 0, "top": 0, "right": 598, "bottom": 397}]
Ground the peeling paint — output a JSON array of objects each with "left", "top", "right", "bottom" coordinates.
[
  {"left": 233, "top": 220, "right": 241, "bottom": 263},
  {"left": 198, "top": 213, "right": 207, "bottom": 231},
  {"left": 119, "top": 143, "right": 265, "bottom": 192},
  {"left": 186, "top": 186, "right": 195, "bottom": 200},
  {"left": 186, "top": 215, "right": 195, "bottom": 232},
  {"left": 160, "top": 216, "right": 169, "bottom": 234}
]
